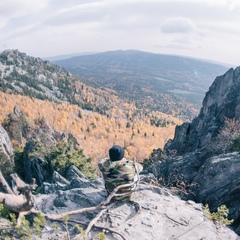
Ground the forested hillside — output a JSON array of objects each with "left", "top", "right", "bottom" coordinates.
[
  {"left": 0, "top": 49, "right": 179, "bottom": 163},
  {"left": 0, "top": 92, "right": 177, "bottom": 163},
  {"left": 54, "top": 50, "right": 229, "bottom": 121}
]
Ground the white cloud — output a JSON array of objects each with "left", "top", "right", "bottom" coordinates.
[
  {"left": 160, "top": 17, "right": 198, "bottom": 34},
  {"left": 55, "top": 1, "right": 102, "bottom": 14},
  {"left": 190, "top": 0, "right": 240, "bottom": 10},
  {"left": 45, "top": 3, "right": 108, "bottom": 26},
  {"left": 0, "top": 0, "right": 50, "bottom": 28},
  {"left": 163, "top": 0, "right": 240, "bottom": 10},
  {"left": 0, "top": 0, "right": 50, "bottom": 16},
  {"left": 0, "top": 0, "right": 240, "bottom": 66},
  {"left": 229, "top": 0, "right": 240, "bottom": 10}
]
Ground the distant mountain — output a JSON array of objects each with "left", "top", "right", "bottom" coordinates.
[
  {"left": 44, "top": 52, "right": 98, "bottom": 62},
  {"left": 54, "top": 50, "right": 229, "bottom": 120}
]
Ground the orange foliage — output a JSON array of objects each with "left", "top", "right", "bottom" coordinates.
[{"left": 0, "top": 92, "right": 178, "bottom": 164}]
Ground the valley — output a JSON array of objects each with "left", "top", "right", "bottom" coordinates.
[
  {"left": 0, "top": 49, "right": 230, "bottom": 163},
  {"left": 54, "top": 50, "right": 229, "bottom": 121}
]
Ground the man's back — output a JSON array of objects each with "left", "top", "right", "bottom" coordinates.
[
  {"left": 98, "top": 145, "right": 142, "bottom": 201},
  {"left": 99, "top": 158, "right": 139, "bottom": 190}
]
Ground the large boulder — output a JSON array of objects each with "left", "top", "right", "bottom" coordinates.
[
  {"left": 191, "top": 152, "right": 240, "bottom": 233},
  {"left": 148, "top": 151, "right": 207, "bottom": 185}
]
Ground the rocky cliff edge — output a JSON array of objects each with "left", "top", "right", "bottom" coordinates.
[{"left": 33, "top": 166, "right": 239, "bottom": 240}]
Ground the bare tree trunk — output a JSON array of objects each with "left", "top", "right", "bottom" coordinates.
[
  {"left": 0, "top": 170, "right": 14, "bottom": 194},
  {"left": 0, "top": 170, "right": 36, "bottom": 213}
]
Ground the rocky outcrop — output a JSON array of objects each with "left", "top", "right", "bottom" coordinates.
[
  {"left": 34, "top": 170, "right": 239, "bottom": 240},
  {"left": 165, "top": 66, "right": 240, "bottom": 154},
  {"left": 2, "top": 108, "right": 56, "bottom": 185},
  {"left": 191, "top": 152, "right": 240, "bottom": 232},
  {"left": 148, "top": 66, "right": 240, "bottom": 235},
  {"left": 3, "top": 106, "right": 30, "bottom": 146},
  {"left": 151, "top": 151, "right": 240, "bottom": 234},
  {"left": 2, "top": 107, "right": 83, "bottom": 186}
]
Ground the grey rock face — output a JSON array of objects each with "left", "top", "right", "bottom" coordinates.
[
  {"left": 0, "top": 125, "right": 13, "bottom": 158},
  {"left": 42, "top": 166, "right": 104, "bottom": 194},
  {"left": 35, "top": 173, "right": 239, "bottom": 240},
  {"left": 192, "top": 152, "right": 240, "bottom": 221},
  {"left": 0, "top": 125, "right": 14, "bottom": 180},
  {"left": 151, "top": 66, "right": 240, "bottom": 235},
  {"left": 24, "top": 155, "right": 51, "bottom": 186},
  {"left": 165, "top": 67, "right": 240, "bottom": 155},
  {"left": 150, "top": 151, "right": 206, "bottom": 185}
]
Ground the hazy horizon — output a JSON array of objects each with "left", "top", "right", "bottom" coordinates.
[{"left": 1, "top": 0, "right": 240, "bottom": 66}]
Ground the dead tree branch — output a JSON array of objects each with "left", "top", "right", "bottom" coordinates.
[
  {"left": 85, "top": 202, "right": 115, "bottom": 236},
  {"left": 46, "top": 181, "right": 136, "bottom": 221},
  {"left": 0, "top": 171, "right": 36, "bottom": 214},
  {"left": 62, "top": 219, "right": 127, "bottom": 240},
  {"left": 0, "top": 172, "right": 139, "bottom": 239}
]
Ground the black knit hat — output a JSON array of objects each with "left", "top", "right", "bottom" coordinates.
[{"left": 109, "top": 145, "right": 124, "bottom": 161}]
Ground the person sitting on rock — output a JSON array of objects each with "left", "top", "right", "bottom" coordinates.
[{"left": 98, "top": 145, "right": 143, "bottom": 201}]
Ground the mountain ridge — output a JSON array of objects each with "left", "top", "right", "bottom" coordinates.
[
  {"left": 54, "top": 49, "right": 229, "bottom": 121},
  {"left": 49, "top": 49, "right": 233, "bottom": 67}
]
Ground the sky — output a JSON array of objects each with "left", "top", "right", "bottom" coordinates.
[{"left": 0, "top": 0, "right": 240, "bottom": 66}]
